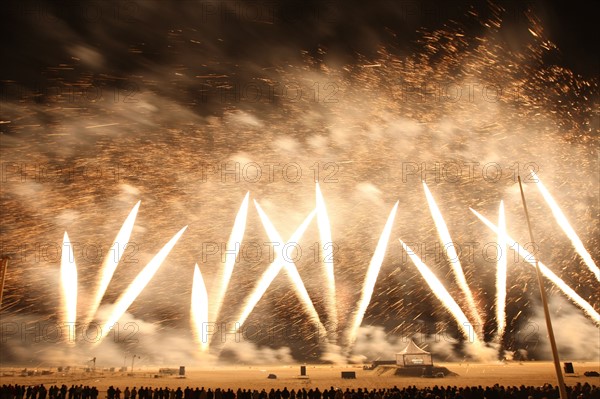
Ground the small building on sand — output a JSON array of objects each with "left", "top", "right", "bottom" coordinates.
[{"left": 395, "top": 340, "right": 433, "bottom": 367}]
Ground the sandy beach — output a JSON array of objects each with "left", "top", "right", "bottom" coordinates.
[{"left": 2, "top": 362, "right": 599, "bottom": 392}]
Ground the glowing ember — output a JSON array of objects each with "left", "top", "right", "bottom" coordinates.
[
  {"left": 399, "top": 239, "right": 486, "bottom": 355},
  {"left": 95, "top": 226, "right": 188, "bottom": 344},
  {"left": 532, "top": 172, "right": 599, "bottom": 281},
  {"left": 210, "top": 192, "right": 250, "bottom": 327},
  {"left": 496, "top": 200, "right": 508, "bottom": 340},
  {"left": 191, "top": 263, "right": 210, "bottom": 353},
  {"left": 86, "top": 201, "right": 141, "bottom": 325},
  {"left": 347, "top": 201, "right": 399, "bottom": 347},
  {"left": 423, "top": 182, "right": 484, "bottom": 335},
  {"left": 234, "top": 205, "right": 320, "bottom": 330},
  {"left": 315, "top": 183, "right": 338, "bottom": 337},
  {"left": 60, "top": 232, "right": 78, "bottom": 344},
  {"left": 470, "top": 208, "right": 600, "bottom": 325}
]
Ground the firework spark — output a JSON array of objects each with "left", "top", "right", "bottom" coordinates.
[
  {"left": 86, "top": 201, "right": 141, "bottom": 325},
  {"left": 399, "top": 239, "right": 486, "bottom": 356},
  {"left": 191, "top": 263, "right": 210, "bottom": 353},
  {"left": 252, "top": 201, "right": 326, "bottom": 332},
  {"left": 95, "top": 226, "right": 188, "bottom": 344},
  {"left": 471, "top": 208, "right": 600, "bottom": 324},
  {"left": 423, "top": 182, "right": 484, "bottom": 335},
  {"left": 234, "top": 207, "right": 318, "bottom": 329},
  {"left": 316, "top": 183, "right": 338, "bottom": 337},
  {"left": 532, "top": 172, "right": 599, "bottom": 281},
  {"left": 347, "top": 201, "right": 399, "bottom": 347},
  {"left": 60, "top": 232, "right": 77, "bottom": 344},
  {"left": 496, "top": 200, "right": 508, "bottom": 340},
  {"left": 210, "top": 192, "right": 250, "bottom": 327}
]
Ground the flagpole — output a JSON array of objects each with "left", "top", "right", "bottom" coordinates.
[
  {"left": 0, "top": 258, "right": 8, "bottom": 309},
  {"left": 517, "top": 176, "right": 567, "bottom": 399}
]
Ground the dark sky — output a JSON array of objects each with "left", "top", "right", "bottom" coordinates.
[{"left": 1, "top": 0, "right": 598, "bottom": 85}]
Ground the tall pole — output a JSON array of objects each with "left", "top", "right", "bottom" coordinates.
[
  {"left": 0, "top": 258, "right": 8, "bottom": 309},
  {"left": 131, "top": 355, "right": 137, "bottom": 373},
  {"left": 517, "top": 176, "right": 567, "bottom": 399}
]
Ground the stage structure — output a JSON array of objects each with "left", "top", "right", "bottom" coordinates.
[{"left": 396, "top": 340, "right": 433, "bottom": 367}]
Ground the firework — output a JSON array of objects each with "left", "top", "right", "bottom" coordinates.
[
  {"left": 60, "top": 232, "right": 77, "bottom": 344},
  {"left": 532, "top": 172, "right": 599, "bottom": 281},
  {"left": 191, "top": 263, "right": 209, "bottom": 353},
  {"left": 86, "top": 201, "right": 141, "bottom": 325},
  {"left": 496, "top": 200, "right": 508, "bottom": 341},
  {"left": 210, "top": 192, "right": 250, "bottom": 328},
  {"left": 252, "top": 201, "right": 326, "bottom": 333},
  {"left": 316, "top": 183, "right": 338, "bottom": 337},
  {"left": 234, "top": 207, "right": 318, "bottom": 329},
  {"left": 399, "top": 239, "right": 486, "bottom": 357},
  {"left": 471, "top": 208, "right": 599, "bottom": 325},
  {"left": 347, "top": 201, "right": 399, "bottom": 347},
  {"left": 95, "top": 226, "right": 188, "bottom": 344},
  {"left": 423, "top": 182, "right": 484, "bottom": 336}
]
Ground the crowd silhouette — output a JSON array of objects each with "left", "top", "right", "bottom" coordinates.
[{"left": 1, "top": 384, "right": 599, "bottom": 399}]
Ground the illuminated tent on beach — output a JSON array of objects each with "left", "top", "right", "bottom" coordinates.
[{"left": 395, "top": 340, "right": 433, "bottom": 367}]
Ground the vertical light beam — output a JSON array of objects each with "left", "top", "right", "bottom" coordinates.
[
  {"left": 87, "top": 201, "right": 141, "bottom": 324},
  {"left": 532, "top": 172, "right": 599, "bottom": 281},
  {"left": 400, "top": 239, "right": 486, "bottom": 356},
  {"left": 470, "top": 208, "right": 599, "bottom": 324},
  {"left": 423, "top": 182, "right": 484, "bottom": 334},
  {"left": 61, "top": 232, "right": 78, "bottom": 343},
  {"left": 316, "top": 183, "right": 338, "bottom": 336},
  {"left": 234, "top": 210, "right": 317, "bottom": 329},
  {"left": 347, "top": 201, "right": 398, "bottom": 346},
  {"left": 252, "top": 201, "right": 326, "bottom": 333},
  {"left": 95, "top": 226, "right": 188, "bottom": 344},
  {"left": 496, "top": 200, "right": 507, "bottom": 340},
  {"left": 191, "top": 263, "right": 209, "bottom": 353},
  {"left": 210, "top": 192, "right": 250, "bottom": 325}
]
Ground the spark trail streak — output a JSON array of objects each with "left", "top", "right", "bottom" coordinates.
[
  {"left": 60, "top": 232, "right": 77, "bottom": 343},
  {"left": 347, "top": 201, "right": 398, "bottom": 346},
  {"left": 532, "top": 172, "right": 599, "bottom": 281},
  {"left": 191, "top": 264, "right": 209, "bottom": 353},
  {"left": 496, "top": 201, "right": 507, "bottom": 339},
  {"left": 210, "top": 192, "right": 250, "bottom": 327},
  {"left": 235, "top": 204, "right": 324, "bottom": 333},
  {"left": 87, "top": 201, "right": 140, "bottom": 324},
  {"left": 423, "top": 182, "right": 484, "bottom": 334},
  {"left": 316, "top": 183, "right": 338, "bottom": 336},
  {"left": 95, "top": 226, "right": 188, "bottom": 344},
  {"left": 400, "top": 239, "right": 485, "bottom": 354},
  {"left": 470, "top": 208, "right": 600, "bottom": 325}
]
